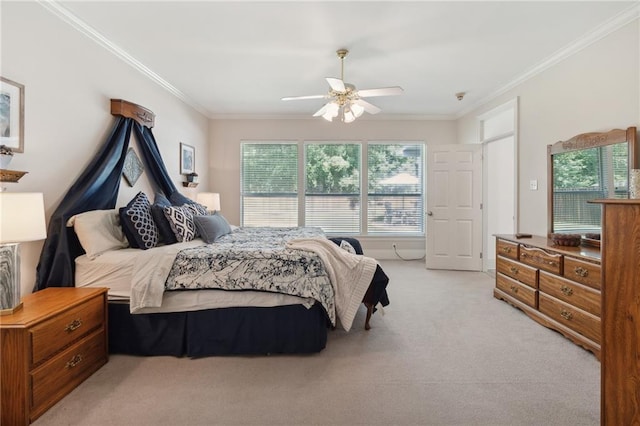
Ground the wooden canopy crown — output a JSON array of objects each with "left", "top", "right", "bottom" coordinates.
[{"left": 110, "top": 99, "right": 155, "bottom": 128}]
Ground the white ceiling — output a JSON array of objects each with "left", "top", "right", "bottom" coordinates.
[{"left": 50, "top": 1, "right": 638, "bottom": 119}]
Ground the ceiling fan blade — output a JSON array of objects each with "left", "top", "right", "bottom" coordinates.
[
  {"left": 312, "top": 103, "right": 330, "bottom": 117},
  {"left": 282, "top": 94, "right": 326, "bottom": 101},
  {"left": 354, "top": 99, "right": 381, "bottom": 115},
  {"left": 326, "top": 77, "right": 346, "bottom": 92},
  {"left": 357, "top": 86, "right": 404, "bottom": 98}
]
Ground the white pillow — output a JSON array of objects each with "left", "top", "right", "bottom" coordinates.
[{"left": 67, "top": 209, "right": 128, "bottom": 259}]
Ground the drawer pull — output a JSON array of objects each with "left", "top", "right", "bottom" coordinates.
[
  {"left": 502, "top": 246, "right": 512, "bottom": 254},
  {"left": 574, "top": 266, "right": 589, "bottom": 278},
  {"left": 510, "top": 285, "right": 519, "bottom": 294},
  {"left": 520, "top": 252, "right": 558, "bottom": 266},
  {"left": 560, "top": 310, "right": 573, "bottom": 321},
  {"left": 65, "top": 354, "right": 83, "bottom": 369},
  {"left": 509, "top": 266, "right": 519, "bottom": 275},
  {"left": 560, "top": 285, "right": 574, "bottom": 296},
  {"left": 65, "top": 319, "right": 83, "bottom": 333}
]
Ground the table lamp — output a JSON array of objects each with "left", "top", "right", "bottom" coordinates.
[
  {"left": 0, "top": 192, "right": 47, "bottom": 315},
  {"left": 196, "top": 192, "right": 221, "bottom": 214}
]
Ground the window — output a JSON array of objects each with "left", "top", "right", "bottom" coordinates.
[
  {"left": 305, "top": 143, "right": 361, "bottom": 234},
  {"left": 241, "top": 141, "right": 425, "bottom": 236},
  {"left": 367, "top": 143, "right": 423, "bottom": 234},
  {"left": 241, "top": 143, "right": 298, "bottom": 227}
]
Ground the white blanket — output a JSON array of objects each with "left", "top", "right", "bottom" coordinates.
[
  {"left": 130, "top": 240, "right": 204, "bottom": 312},
  {"left": 287, "top": 237, "right": 377, "bottom": 332}
]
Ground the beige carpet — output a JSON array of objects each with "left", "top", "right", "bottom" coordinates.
[{"left": 34, "top": 260, "right": 600, "bottom": 426}]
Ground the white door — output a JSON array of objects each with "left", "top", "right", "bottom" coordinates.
[{"left": 426, "top": 144, "right": 483, "bottom": 270}]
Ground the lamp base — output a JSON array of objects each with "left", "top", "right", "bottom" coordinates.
[{"left": 0, "top": 301, "right": 23, "bottom": 316}]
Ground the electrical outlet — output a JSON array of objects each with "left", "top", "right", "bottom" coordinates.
[{"left": 392, "top": 243, "right": 397, "bottom": 249}]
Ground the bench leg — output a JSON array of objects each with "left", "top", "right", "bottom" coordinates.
[{"left": 364, "top": 303, "right": 373, "bottom": 330}]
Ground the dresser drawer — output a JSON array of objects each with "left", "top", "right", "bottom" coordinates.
[
  {"left": 563, "top": 257, "right": 601, "bottom": 290},
  {"left": 519, "top": 245, "right": 563, "bottom": 275},
  {"left": 539, "top": 271, "right": 600, "bottom": 317},
  {"left": 539, "top": 293, "right": 600, "bottom": 344},
  {"left": 30, "top": 295, "right": 104, "bottom": 366},
  {"left": 30, "top": 328, "right": 107, "bottom": 420},
  {"left": 496, "top": 239, "right": 519, "bottom": 260},
  {"left": 497, "top": 273, "right": 537, "bottom": 308},
  {"left": 496, "top": 256, "right": 538, "bottom": 288}
]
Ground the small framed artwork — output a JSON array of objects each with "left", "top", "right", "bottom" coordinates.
[
  {"left": 180, "top": 142, "right": 195, "bottom": 174},
  {"left": 0, "top": 77, "right": 25, "bottom": 153}
]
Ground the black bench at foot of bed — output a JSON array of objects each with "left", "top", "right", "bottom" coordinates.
[{"left": 109, "top": 302, "right": 329, "bottom": 357}]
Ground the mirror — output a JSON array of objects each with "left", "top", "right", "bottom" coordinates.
[{"left": 547, "top": 127, "right": 638, "bottom": 236}]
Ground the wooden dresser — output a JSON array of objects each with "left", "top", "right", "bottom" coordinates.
[
  {"left": 594, "top": 200, "right": 640, "bottom": 425},
  {"left": 494, "top": 234, "right": 601, "bottom": 358},
  {"left": 0, "top": 287, "right": 108, "bottom": 425}
]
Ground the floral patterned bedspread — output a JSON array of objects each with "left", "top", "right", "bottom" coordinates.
[{"left": 165, "top": 227, "right": 337, "bottom": 323}]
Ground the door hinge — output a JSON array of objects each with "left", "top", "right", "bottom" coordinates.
[
  {"left": 480, "top": 252, "right": 483, "bottom": 259},
  {"left": 480, "top": 203, "right": 483, "bottom": 210}
]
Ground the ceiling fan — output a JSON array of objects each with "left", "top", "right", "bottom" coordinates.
[{"left": 282, "top": 49, "right": 404, "bottom": 123}]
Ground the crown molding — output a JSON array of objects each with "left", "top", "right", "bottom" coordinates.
[
  {"left": 209, "top": 113, "right": 455, "bottom": 121},
  {"left": 36, "top": 0, "right": 210, "bottom": 118},
  {"left": 455, "top": 3, "right": 640, "bottom": 119}
]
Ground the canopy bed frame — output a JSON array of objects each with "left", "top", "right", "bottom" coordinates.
[{"left": 34, "top": 99, "right": 389, "bottom": 357}]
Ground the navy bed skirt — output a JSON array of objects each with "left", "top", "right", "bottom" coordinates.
[{"left": 108, "top": 302, "right": 329, "bottom": 357}]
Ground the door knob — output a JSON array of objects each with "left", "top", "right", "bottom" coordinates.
[{"left": 427, "top": 211, "right": 433, "bottom": 216}]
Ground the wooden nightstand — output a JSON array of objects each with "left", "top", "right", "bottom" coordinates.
[{"left": 0, "top": 287, "right": 108, "bottom": 425}]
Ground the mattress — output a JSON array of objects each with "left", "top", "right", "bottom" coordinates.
[{"left": 75, "top": 242, "right": 316, "bottom": 314}]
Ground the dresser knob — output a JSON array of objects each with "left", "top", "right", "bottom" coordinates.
[
  {"left": 510, "top": 285, "right": 519, "bottom": 294},
  {"left": 502, "top": 247, "right": 512, "bottom": 253},
  {"left": 65, "top": 354, "right": 83, "bottom": 369},
  {"left": 574, "top": 267, "right": 589, "bottom": 277},
  {"left": 64, "top": 319, "right": 83, "bottom": 333},
  {"left": 560, "top": 310, "right": 573, "bottom": 320},
  {"left": 560, "top": 285, "right": 574, "bottom": 296},
  {"left": 509, "top": 266, "right": 519, "bottom": 274}
]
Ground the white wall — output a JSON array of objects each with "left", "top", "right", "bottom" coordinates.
[
  {"left": 1, "top": 2, "right": 209, "bottom": 296},
  {"left": 457, "top": 20, "right": 640, "bottom": 236},
  {"left": 207, "top": 118, "right": 456, "bottom": 258}
]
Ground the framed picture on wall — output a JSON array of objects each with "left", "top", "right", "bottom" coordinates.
[
  {"left": 0, "top": 77, "right": 25, "bottom": 153},
  {"left": 180, "top": 142, "right": 195, "bottom": 174}
]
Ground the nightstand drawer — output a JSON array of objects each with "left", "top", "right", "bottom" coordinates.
[
  {"left": 30, "top": 328, "right": 107, "bottom": 420},
  {"left": 30, "top": 295, "right": 104, "bottom": 366}
]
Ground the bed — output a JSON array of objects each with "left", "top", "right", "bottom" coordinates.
[
  {"left": 73, "top": 214, "right": 389, "bottom": 357},
  {"left": 36, "top": 99, "right": 389, "bottom": 357}
]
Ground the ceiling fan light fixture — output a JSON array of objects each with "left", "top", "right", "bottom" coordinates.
[
  {"left": 351, "top": 102, "right": 365, "bottom": 118},
  {"left": 283, "top": 48, "right": 403, "bottom": 123},
  {"left": 342, "top": 108, "right": 356, "bottom": 123}
]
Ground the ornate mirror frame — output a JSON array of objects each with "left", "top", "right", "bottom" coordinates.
[{"left": 547, "top": 127, "right": 638, "bottom": 236}]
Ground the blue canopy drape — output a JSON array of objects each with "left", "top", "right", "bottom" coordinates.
[{"left": 34, "top": 117, "right": 177, "bottom": 291}]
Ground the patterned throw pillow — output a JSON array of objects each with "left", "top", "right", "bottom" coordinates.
[
  {"left": 119, "top": 192, "right": 159, "bottom": 250},
  {"left": 340, "top": 239, "right": 357, "bottom": 254},
  {"left": 163, "top": 205, "right": 196, "bottom": 242}
]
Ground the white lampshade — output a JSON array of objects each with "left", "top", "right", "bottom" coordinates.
[
  {"left": 196, "top": 192, "right": 221, "bottom": 212},
  {"left": 0, "top": 192, "right": 47, "bottom": 243}
]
